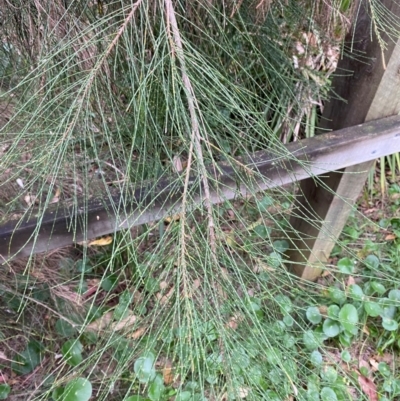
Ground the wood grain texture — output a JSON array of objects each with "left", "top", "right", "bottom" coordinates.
[
  {"left": 1, "top": 115, "right": 400, "bottom": 262},
  {"left": 287, "top": 0, "right": 400, "bottom": 280}
]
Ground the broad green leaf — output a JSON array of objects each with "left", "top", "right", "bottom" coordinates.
[
  {"left": 268, "top": 251, "right": 282, "bottom": 268},
  {"left": 0, "top": 384, "right": 11, "bottom": 400},
  {"left": 364, "top": 301, "right": 381, "bottom": 317},
  {"left": 62, "top": 378, "right": 92, "bottom": 401},
  {"left": 328, "top": 287, "right": 346, "bottom": 305},
  {"left": 341, "top": 350, "right": 351, "bottom": 363},
  {"left": 349, "top": 284, "right": 364, "bottom": 301},
  {"left": 148, "top": 375, "right": 164, "bottom": 401},
  {"left": 379, "top": 298, "right": 397, "bottom": 319},
  {"left": 62, "top": 340, "right": 83, "bottom": 367},
  {"left": 134, "top": 356, "right": 156, "bottom": 383},
  {"left": 55, "top": 319, "right": 77, "bottom": 337},
  {"left": 378, "top": 362, "right": 391, "bottom": 377},
  {"left": 322, "top": 319, "right": 340, "bottom": 338},
  {"left": 11, "top": 342, "right": 42, "bottom": 375},
  {"left": 382, "top": 317, "right": 398, "bottom": 331},
  {"left": 310, "top": 351, "right": 323, "bottom": 367},
  {"left": 253, "top": 224, "right": 271, "bottom": 239},
  {"left": 306, "top": 306, "right": 322, "bottom": 325},
  {"left": 320, "top": 366, "right": 337, "bottom": 384},
  {"left": 320, "top": 387, "right": 338, "bottom": 401},
  {"left": 338, "top": 304, "right": 358, "bottom": 332},
  {"left": 283, "top": 314, "right": 294, "bottom": 327},
  {"left": 337, "top": 258, "right": 354, "bottom": 274},
  {"left": 175, "top": 391, "right": 192, "bottom": 401},
  {"left": 370, "top": 281, "right": 386, "bottom": 295},
  {"left": 364, "top": 255, "right": 379, "bottom": 269},
  {"left": 389, "top": 289, "right": 400, "bottom": 302},
  {"left": 101, "top": 274, "right": 119, "bottom": 292},
  {"left": 275, "top": 295, "right": 293, "bottom": 314},
  {"left": 125, "top": 396, "right": 148, "bottom": 401},
  {"left": 258, "top": 195, "right": 274, "bottom": 211},
  {"left": 303, "top": 330, "right": 324, "bottom": 351},
  {"left": 273, "top": 240, "right": 289, "bottom": 253},
  {"left": 327, "top": 305, "right": 340, "bottom": 319},
  {"left": 266, "top": 348, "right": 281, "bottom": 365}
]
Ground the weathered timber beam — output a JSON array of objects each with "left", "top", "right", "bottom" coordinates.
[
  {"left": 286, "top": 0, "right": 400, "bottom": 280},
  {"left": 1, "top": 115, "right": 400, "bottom": 262}
]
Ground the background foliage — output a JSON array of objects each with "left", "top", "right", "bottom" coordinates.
[{"left": 0, "top": 1, "right": 400, "bottom": 400}]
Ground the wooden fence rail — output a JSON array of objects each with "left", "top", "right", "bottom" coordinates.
[{"left": 1, "top": 114, "right": 400, "bottom": 262}]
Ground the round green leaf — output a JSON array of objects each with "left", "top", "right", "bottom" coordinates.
[
  {"left": 148, "top": 375, "right": 165, "bottom": 401},
  {"left": 258, "top": 195, "right": 274, "bottom": 211},
  {"left": 364, "top": 301, "right": 382, "bottom": 317},
  {"left": 52, "top": 387, "right": 65, "bottom": 401},
  {"left": 310, "top": 350, "right": 323, "bottom": 367},
  {"left": 349, "top": 284, "right": 364, "bottom": 301},
  {"left": 62, "top": 378, "right": 92, "bottom": 401},
  {"left": 321, "top": 366, "right": 338, "bottom": 384},
  {"left": 62, "top": 340, "right": 83, "bottom": 367},
  {"left": 253, "top": 224, "right": 271, "bottom": 239},
  {"left": 55, "top": 319, "right": 77, "bottom": 337},
  {"left": 323, "top": 319, "right": 340, "bottom": 338},
  {"left": 266, "top": 347, "right": 281, "bottom": 365},
  {"left": 306, "top": 306, "right": 322, "bottom": 325},
  {"left": 364, "top": 255, "right": 380, "bottom": 269},
  {"left": 320, "top": 387, "right": 338, "bottom": 401},
  {"left": 303, "top": 330, "right": 324, "bottom": 351},
  {"left": 378, "top": 362, "right": 391, "bottom": 377},
  {"left": 273, "top": 240, "right": 289, "bottom": 253},
  {"left": 275, "top": 295, "right": 293, "bottom": 314},
  {"left": 338, "top": 304, "right": 358, "bottom": 332},
  {"left": 327, "top": 305, "right": 340, "bottom": 319},
  {"left": 379, "top": 298, "right": 397, "bottom": 319},
  {"left": 337, "top": 257, "right": 354, "bottom": 274},
  {"left": 283, "top": 314, "right": 294, "bottom": 327},
  {"left": 389, "top": 289, "right": 400, "bottom": 302},
  {"left": 382, "top": 317, "right": 399, "bottom": 331},
  {"left": 371, "top": 281, "right": 386, "bottom": 295},
  {"left": 341, "top": 350, "right": 351, "bottom": 363},
  {"left": 0, "top": 384, "right": 11, "bottom": 400},
  {"left": 328, "top": 287, "right": 346, "bottom": 304},
  {"left": 175, "top": 391, "right": 192, "bottom": 401},
  {"left": 134, "top": 356, "right": 156, "bottom": 383}
]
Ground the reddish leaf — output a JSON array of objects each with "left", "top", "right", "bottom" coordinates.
[{"left": 358, "top": 373, "right": 378, "bottom": 401}]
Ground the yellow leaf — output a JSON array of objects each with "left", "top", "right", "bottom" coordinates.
[
  {"left": 88, "top": 236, "right": 113, "bottom": 246},
  {"left": 164, "top": 214, "right": 181, "bottom": 223}
]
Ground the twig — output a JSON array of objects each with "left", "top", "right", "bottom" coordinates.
[{"left": 164, "top": 0, "right": 218, "bottom": 258}]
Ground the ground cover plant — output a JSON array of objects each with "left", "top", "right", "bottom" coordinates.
[{"left": 0, "top": 0, "right": 400, "bottom": 400}]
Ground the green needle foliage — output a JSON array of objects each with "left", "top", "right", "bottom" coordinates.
[{"left": 0, "top": 1, "right": 400, "bottom": 400}]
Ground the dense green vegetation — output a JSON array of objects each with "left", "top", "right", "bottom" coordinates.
[{"left": 0, "top": 1, "right": 400, "bottom": 400}]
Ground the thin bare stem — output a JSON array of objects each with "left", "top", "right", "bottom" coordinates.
[{"left": 164, "top": 0, "right": 218, "bottom": 259}]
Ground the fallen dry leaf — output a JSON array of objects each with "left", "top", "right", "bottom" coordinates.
[
  {"left": 156, "top": 286, "right": 175, "bottom": 305},
  {"left": 164, "top": 214, "right": 181, "bottom": 224},
  {"left": 50, "top": 187, "right": 61, "bottom": 203},
  {"left": 172, "top": 155, "right": 183, "bottom": 172},
  {"left": 385, "top": 234, "right": 396, "bottom": 241},
  {"left": 130, "top": 326, "right": 146, "bottom": 340},
  {"left": 88, "top": 236, "right": 113, "bottom": 246},
  {"left": 163, "top": 359, "right": 174, "bottom": 385},
  {"left": 86, "top": 311, "right": 137, "bottom": 333},
  {"left": 369, "top": 358, "right": 379, "bottom": 372},
  {"left": 357, "top": 373, "right": 378, "bottom": 401}
]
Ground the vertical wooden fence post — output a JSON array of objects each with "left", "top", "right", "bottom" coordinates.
[{"left": 287, "top": 0, "right": 400, "bottom": 280}]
